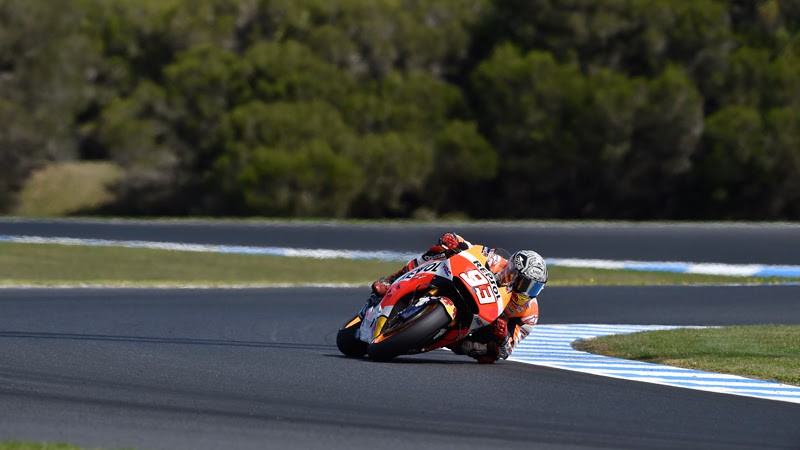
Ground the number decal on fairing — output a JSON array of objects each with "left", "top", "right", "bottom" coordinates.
[
  {"left": 460, "top": 269, "right": 488, "bottom": 286},
  {"left": 459, "top": 269, "right": 496, "bottom": 305}
]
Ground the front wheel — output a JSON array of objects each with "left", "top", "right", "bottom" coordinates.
[
  {"left": 337, "top": 315, "right": 368, "bottom": 357},
  {"left": 367, "top": 302, "right": 452, "bottom": 362}
]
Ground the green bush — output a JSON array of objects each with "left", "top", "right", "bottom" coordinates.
[{"left": 3, "top": 0, "right": 800, "bottom": 219}]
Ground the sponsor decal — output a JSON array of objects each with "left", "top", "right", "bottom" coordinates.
[
  {"left": 398, "top": 262, "right": 441, "bottom": 281},
  {"left": 522, "top": 314, "right": 538, "bottom": 326},
  {"left": 478, "top": 266, "right": 502, "bottom": 300},
  {"left": 413, "top": 297, "right": 430, "bottom": 307},
  {"left": 459, "top": 267, "right": 502, "bottom": 305},
  {"left": 359, "top": 307, "right": 378, "bottom": 343},
  {"left": 506, "top": 300, "right": 526, "bottom": 315},
  {"left": 458, "top": 252, "right": 503, "bottom": 306},
  {"left": 472, "top": 317, "right": 487, "bottom": 328},
  {"left": 439, "top": 297, "right": 458, "bottom": 320},
  {"left": 422, "top": 252, "right": 447, "bottom": 261}
]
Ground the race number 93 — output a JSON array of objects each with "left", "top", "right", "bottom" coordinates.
[{"left": 459, "top": 269, "right": 496, "bottom": 305}]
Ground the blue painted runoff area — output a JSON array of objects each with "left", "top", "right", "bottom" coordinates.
[{"left": 511, "top": 325, "right": 800, "bottom": 405}]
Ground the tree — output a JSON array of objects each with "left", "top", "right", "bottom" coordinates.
[
  {"left": 471, "top": 43, "right": 705, "bottom": 218},
  {"left": 763, "top": 107, "right": 800, "bottom": 217},
  {"left": 349, "top": 132, "right": 434, "bottom": 217},
  {"left": 0, "top": 0, "right": 101, "bottom": 211},
  {"left": 92, "top": 81, "right": 181, "bottom": 213},
  {"left": 344, "top": 70, "right": 464, "bottom": 134},
  {"left": 696, "top": 105, "right": 764, "bottom": 217},
  {"left": 625, "top": 66, "right": 703, "bottom": 217},
  {"left": 428, "top": 120, "right": 497, "bottom": 215},
  {"left": 211, "top": 101, "right": 362, "bottom": 216},
  {"left": 235, "top": 40, "right": 355, "bottom": 105},
  {"left": 0, "top": 100, "right": 39, "bottom": 210}
]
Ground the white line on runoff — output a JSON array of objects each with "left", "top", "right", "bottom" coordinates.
[{"left": 511, "top": 324, "right": 800, "bottom": 405}]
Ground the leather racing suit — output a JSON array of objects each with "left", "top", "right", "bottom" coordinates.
[{"left": 371, "top": 233, "right": 541, "bottom": 363}]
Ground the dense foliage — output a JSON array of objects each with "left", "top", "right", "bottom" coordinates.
[{"left": 2, "top": 0, "right": 799, "bottom": 219}]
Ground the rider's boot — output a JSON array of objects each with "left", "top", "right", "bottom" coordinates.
[
  {"left": 359, "top": 265, "right": 411, "bottom": 319},
  {"left": 370, "top": 265, "right": 411, "bottom": 297}
]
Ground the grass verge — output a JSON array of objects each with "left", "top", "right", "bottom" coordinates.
[
  {"left": 0, "top": 242, "right": 397, "bottom": 286},
  {"left": 0, "top": 242, "right": 796, "bottom": 287},
  {"left": 13, "top": 162, "right": 123, "bottom": 217},
  {"left": 574, "top": 325, "right": 800, "bottom": 386}
]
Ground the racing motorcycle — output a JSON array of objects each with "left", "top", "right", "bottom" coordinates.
[{"left": 336, "top": 245, "right": 513, "bottom": 361}]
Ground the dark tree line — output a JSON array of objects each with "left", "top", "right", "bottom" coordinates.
[{"left": 2, "top": 0, "right": 799, "bottom": 219}]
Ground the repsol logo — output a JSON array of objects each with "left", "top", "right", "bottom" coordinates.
[
  {"left": 400, "top": 262, "right": 441, "bottom": 280},
  {"left": 480, "top": 266, "right": 502, "bottom": 299}
]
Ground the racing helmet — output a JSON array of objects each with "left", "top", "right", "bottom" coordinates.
[{"left": 496, "top": 250, "right": 547, "bottom": 299}]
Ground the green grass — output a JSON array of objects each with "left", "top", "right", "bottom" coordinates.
[
  {"left": 0, "top": 242, "right": 399, "bottom": 286},
  {"left": 13, "top": 162, "right": 124, "bottom": 217},
  {"left": 575, "top": 325, "right": 800, "bottom": 385},
  {"left": 0, "top": 242, "right": 796, "bottom": 287}
]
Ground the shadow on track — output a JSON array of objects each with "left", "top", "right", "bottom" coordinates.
[
  {"left": 0, "top": 331, "right": 476, "bottom": 365},
  {"left": 0, "top": 331, "right": 333, "bottom": 351},
  {"left": 326, "top": 353, "right": 475, "bottom": 365}
]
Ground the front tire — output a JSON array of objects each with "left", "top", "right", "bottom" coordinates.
[
  {"left": 337, "top": 316, "right": 368, "bottom": 357},
  {"left": 367, "top": 303, "right": 451, "bottom": 362}
]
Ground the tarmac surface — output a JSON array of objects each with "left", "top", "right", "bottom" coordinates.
[
  {"left": 0, "top": 286, "right": 798, "bottom": 449},
  {"left": 0, "top": 219, "right": 798, "bottom": 449}
]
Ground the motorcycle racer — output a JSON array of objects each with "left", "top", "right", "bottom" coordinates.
[{"left": 370, "top": 232, "right": 546, "bottom": 364}]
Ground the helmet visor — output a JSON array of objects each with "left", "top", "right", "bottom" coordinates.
[{"left": 511, "top": 276, "right": 545, "bottom": 299}]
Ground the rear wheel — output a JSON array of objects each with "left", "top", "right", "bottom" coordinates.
[
  {"left": 337, "top": 316, "right": 368, "bottom": 357},
  {"left": 367, "top": 302, "right": 452, "bottom": 362}
]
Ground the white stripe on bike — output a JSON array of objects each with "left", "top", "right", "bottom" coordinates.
[{"left": 510, "top": 324, "right": 800, "bottom": 405}]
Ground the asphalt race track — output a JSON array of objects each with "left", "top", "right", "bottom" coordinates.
[
  {"left": 1, "top": 220, "right": 799, "bottom": 449},
  {"left": 3, "top": 218, "right": 800, "bottom": 264}
]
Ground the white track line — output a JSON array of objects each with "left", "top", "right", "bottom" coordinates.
[
  {"left": 3, "top": 235, "right": 800, "bottom": 278},
  {"left": 511, "top": 325, "right": 800, "bottom": 405}
]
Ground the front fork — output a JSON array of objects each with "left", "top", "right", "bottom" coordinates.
[{"left": 357, "top": 293, "right": 381, "bottom": 319}]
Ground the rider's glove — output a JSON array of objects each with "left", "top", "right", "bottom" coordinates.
[
  {"left": 491, "top": 316, "right": 508, "bottom": 340},
  {"left": 491, "top": 317, "right": 512, "bottom": 360},
  {"left": 424, "top": 232, "right": 469, "bottom": 260},
  {"left": 440, "top": 232, "right": 469, "bottom": 252}
]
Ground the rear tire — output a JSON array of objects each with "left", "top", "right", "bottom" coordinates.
[
  {"left": 367, "top": 303, "right": 451, "bottom": 362},
  {"left": 337, "top": 316, "right": 368, "bottom": 357}
]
